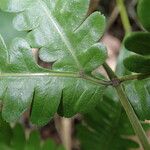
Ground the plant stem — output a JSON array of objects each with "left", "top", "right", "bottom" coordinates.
[
  {"left": 116, "top": 0, "right": 132, "bottom": 34},
  {"left": 103, "top": 63, "right": 150, "bottom": 150},
  {"left": 0, "top": 72, "right": 110, "bottom": 86},
  {"left": 116, "top": 86, "right": 150, "bottom": 150},
  {"left": 119, "top": 73, "right": 150, "bottom": 83}
]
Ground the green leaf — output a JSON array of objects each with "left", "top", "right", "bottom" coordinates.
[
  {"left": 42, "top": 140, "right": 56, "bottom": 150},
  {"left": 124, "top": 32, "right": 150, "bottom": 56},
  {"left": 77, "top": 88, "right": 139, "bottom": 150},
  {"left": 0, "top": 115, "right": 65, "bottom": 150},
  {"left": 116, "top": 47, "right": 132, "bottom": 76},
  {"left": 138, "top": 0, "right": 150, "bottom": 31},
  {"left": 0, "top": 114, "right": 12, "bottom": 145},
  {"left": 0, "top": 10, "right": 26, "bottom": 46},
  {"left": 0, "top": 0, "right": 106, "bottom": 72},
  {"left": 0, "top": 144, "right": 12, "bottom": 150},
  {"left": 117, "top": 37, "right": 150, "bottom": 123},
  {"left": 124, "top": 54, "right": 150, "bottom": 73},
  {"left": 11, "top": 124, "right": 26, "bottom": 150},
  {"left": 24, "top": 131, "right": 41, "bottom": 150},
  {"left": 123, "top": 0, "right": 150, "bottom": 73},
  {"left": 125, "top": 79, "right": 150, "bottom": 121},
  {"left": 0, "top": 35, "right": 106, "bottom": 125},
  {"left": 123, "top": 32, "right": 150, "bottom": 73},
  {"left": 0, "top": 0, "right": 107, "bottom": 125}
]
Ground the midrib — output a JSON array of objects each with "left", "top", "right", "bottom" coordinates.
[
  {"left": 39, "top": 0, "right": 82, "bottom": 70},
  {"left": 0, "top": 72, "right": 105, "bottom": 86},
  {"left": 0, "top": 72, "right": 78, "bottom": 78}
]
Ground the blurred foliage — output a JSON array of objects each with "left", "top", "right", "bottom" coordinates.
[{"left": 0, "top": 114, "right": 65, "bottom": 150}]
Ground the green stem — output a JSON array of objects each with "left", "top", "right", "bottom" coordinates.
[
  {"left": 116, "top": 86, "right": 150, "bottom": 150},
  {"left": 119, "top": 73, "right": 150, "bottom": 83},
  {"left": 103, "top": 63, "right": 150, "bottom": 150},
  {"left": 116, "top": 0, "right": 132, "bottom": 34},
  {"left": 0, "top": 72, "right": 110, "bottom": 86},
  {"left": 103, "top": 63, "right": 117, "bottom": 79}
]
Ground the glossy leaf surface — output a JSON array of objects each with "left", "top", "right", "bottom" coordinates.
[
  {"left": 0, "top": 0, "right": 107, "bottom": 125},
  {"left": 0, "top": 37, "right": 106, "bottom": 125},
  {"left": 0, "top": 0, "right": 106, "bottom": 73}
]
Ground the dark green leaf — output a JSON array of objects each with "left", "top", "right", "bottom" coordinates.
[
  {"left": 77, "top": 88, "right": 139, "bottom": 150},
  {"left": 138, "top": 0, "right": 150, "bottom": 31},
  {"left": 25, "top": 131, "right": 41, "bottom": 150},
  {"left": 123, "top": 32, "right": 150, "bottom": 73},
  {"left": 124, "top": 54, "right": 150, "bottom": 73},
  {"left": 117, "top": 37, "right": 150, "bottom": 123},
  {"left": 124, "top": 32, "right": 150, "bottom": 56},
  {"left": 0, "top": 10, "right": 26, "bottom": 46},
  {"left": 0, "top": 115, "right": 65, "bottom": 150},
  {"left": 42, "top": 140, "right": 56, "bottom": 150},
  {"left": 11, "top": 124, "right": 26, "bottom": 150},
  {"left": 0, "top": 114, "right": 12, "bottom": 145},
  {"left": 123, "top": 0, "right": 150, "bottom": 73},
  {"left": 125, "top": 79, "right": 150, "bottom": 121}
]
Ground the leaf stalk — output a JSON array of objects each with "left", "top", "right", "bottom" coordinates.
[
  {"left": 0, "top": 72, "right": 110, "bottom": 86},
  {"left": 103, "top": 63, "right": 150, "bottom": 150},
  {"left": 119, "top": 73, "right": 150, "bottom": 83},
  {"left": 116, "top": 0, "right": 132, "bottom": 34}
]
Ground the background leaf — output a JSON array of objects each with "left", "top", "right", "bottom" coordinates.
[
  {"left": 124, "top": 32, "right": 150, "bottom": 56},
  {"left": 118, "top": 40, "right": 150, "bottom": 122},
  {"left": 123, "top": 0, "right": 150, "bottom": 73},
  {"left": 138, "top": 0, "right": 150, "bottom": 31},
  {"left": 124, "top": 79, "right": 150, "bottom": 121},
  {"left": 76, "top": 88, "right": 139, "bottom": 150},
  {"left": 0, "top": 114, "right": 12, "bottom": 145},
  {"left": 0, "top": 114, "right": 65, "bottom": 150},
  {"left": 123, "top": 32, "right": 150, "bottom": 73},
  {"left": 124, "top": 54, "right": 150, "bottom": 73}
]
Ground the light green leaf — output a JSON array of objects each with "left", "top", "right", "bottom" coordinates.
[
  {"left": 125, "top": 79, "right": 150, "bottom": 121},
  {"left": 0, "top": 10, "right": 26, "bottom": 46},
  {"left": 0, "top": 35, "right": 106, "bottom": 126},
  {"left": 0, "top": 0, "right": 107, "bottom": 125},
  {"left": 0, "top": 0, "right": 106, "bottom": 73}
]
